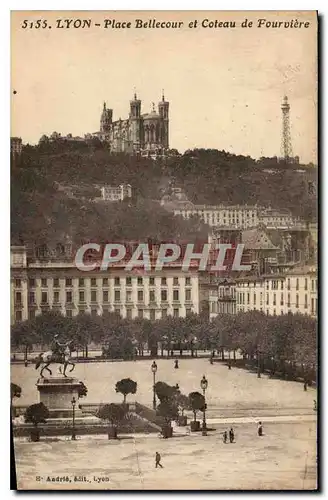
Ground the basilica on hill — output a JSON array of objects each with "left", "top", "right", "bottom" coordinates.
[{"left": 91, "top": 92, "right": 169, "bottom": 158}]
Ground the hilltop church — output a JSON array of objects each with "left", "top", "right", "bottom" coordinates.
[{"left": 92, "top": 92, "right": 169, "bottom": 158}]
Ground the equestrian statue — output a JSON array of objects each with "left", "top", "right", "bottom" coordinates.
[{"left": 35, "top": 334, "right": 76, "bottom": 378}]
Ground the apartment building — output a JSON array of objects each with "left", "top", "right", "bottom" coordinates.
[
  {"left": 235, "top": 265, "right": 317, "bottom": 317},
  {"left": 209, "top": 279, "right": 237, "bottom": 319},
  {"left": 173, "top": 204, "right": 260, "bottom": 229},
  {"left": 11, "top": 246, "right": 199, "bottom": 324}
]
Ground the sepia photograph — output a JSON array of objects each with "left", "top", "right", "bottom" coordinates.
[{"left": 10, "top": 10, "right": 318, "bottom": 491}]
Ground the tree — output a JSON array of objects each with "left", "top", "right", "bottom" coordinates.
[
  {"left": 24, "top": 402, "right": 50, "bottom": 442},
  {"left": 11, "top": 382, "right": 21, "bottom": 419},
  {"left": 97, "top": 403, "right": 127, "bottom": 439},
  {"left": 77, "top": 381, "right": 88, "bottom": 399},
  {"left": 188, "top": 392, "right": 205, "bottom": 423},
  {"left": 115, "top": 378, "right": 137, "bottom": 404},
  {"left": 154, "top": 381, "right": 179, "bottom": 403}
]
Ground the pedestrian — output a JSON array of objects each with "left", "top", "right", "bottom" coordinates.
[
  {"left": 304, "top": 381, "right": 308, "bottom": 391},
  {"left": 229, "top": 427, "right": 235, "bottom": 443},
  {"left": 155, "top": 451, "right": 163, "bottom": 468},
  {"left": 223, "top": 430, "right": 228, "bottom": 443},
  {"left": 174, "top": 359, "right": 179, "bottom": 369},
  {"left": 257, "top": 421, "right": 263, "bottom": 436}
]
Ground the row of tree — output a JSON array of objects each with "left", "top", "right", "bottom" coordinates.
[{"left": 11, "top": 310, "right": 317, "bottom": 370}]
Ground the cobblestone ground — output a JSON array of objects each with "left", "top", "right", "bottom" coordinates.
[{"left": 14, "top": 420, "right": 317, "bottom": 490}]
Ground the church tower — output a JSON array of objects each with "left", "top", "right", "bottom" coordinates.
[
  {"left": 129, "top": 92, "right": 142, "bottom": 150},
  {"left": 100, "top": 102, "right": 112, "bottom": 133},
  {"left": 158, "top": 91, "right": 169, "bottom": 149}
]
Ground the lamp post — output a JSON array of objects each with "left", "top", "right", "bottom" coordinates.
[
  {"left": 200, "top": 375, "right": 208, "bottom": 436},
  {"left": 71, "top": 396, "right": 76, "bottom": 440},
  {"left": 151, "top": 361, "right": 158, "bottom": 410}
]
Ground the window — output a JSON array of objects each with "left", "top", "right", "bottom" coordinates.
[
  {"left": 253, "top": 293, "right": 256, "bottom": 305},
  {"left": 287, "top": 278, "right": 290, "bottom": 291},
  {"left": 161, "top": 277, "right": 167, "bottom": 286},
  {"left": 185, "top": 277, "right": 191, "bottom": 286},
  {"left": 273, "top": 309, "right": 276, "bottom": 316},
  {"left": 273, "top": 293, "right": 276, "bottom": 306},
  {"left": 41, "top": 292, "right": 48, "bottom": 304},
  {"left": 89, "top": 290, "right": 96, "bottom": 302},
  {"left": 138, "top": 309, "right": 143, "bottom": 319},
  {"left": 149, "top": 277, "right": 155, "bottom": 286},
  {"left": 280, "top": 293, "right": 284, "bottom": 306},
  {"left": 266, "top": 281, "right": 269, "bottom": 290},
  {"left": 173, "top": 277, "right": 179, "bottom": 285},
  {"left": 296, "top": 294, "right": 299, "bottom": 308},
  {"left": 126, "top": 277, "right": 132, "bottom": 286},
  {"left": 66, "top": 278, "right": 72, "bottom": 287},
  {"left": 161, "top": 290, "right": 167, "bottom": 301},
  {"left": 304, "top": 278, "right": 308, "bottom": 291},
  {"left": 149, "top": 290, "right": 155, "bottom": 302},
  {"left": 304, "top": 294, "right": 308, "bottom": 309},
  {"left": 186, "top": 308, "right": 192, "bottom": 316},
  {"left": 103, "top": 290, "right": 109, "bottom": 302},
  {"left": 29, "top": 309, "right": 35, "bottom": 320},
  {"left": 79, "top": 278, "right": 85, "bottom": 287},
  {"left": 266, "top": 293, "right": 269, "bottom": 306},
  {"left": 311, "top": 298, "right": 314, "bottom": 314},
  {"left": 260, "top": 292, "right": 263, "bottom": 305},
  {"left": 150, "top": 310, "right": 156, "bottom": 321},
  {"left": 126, "top": 309, "right": 132, "bottom": 319},
  {"left": 115, "top": 290, "right": 120, "bottom": 302},
  {"left": 281, "top": 280, "right": 284, "bottom": 290},
  {"left": 103, "top": 278, "right": 108, "bottom": 286},
  {"left": 162, "top": 309, "right": 167, "bottom": 318},
  {"left": 296, "top": 278, "right": 299, "bottom": 291},
  {"left": 186, "top": 289, "right": 191, "bottom": 301},
  {"left": 91, "top": 278, "right": 97, "bottom": 287},
  {"left": 173, "top": 290, "right": 179, "bottom": 301},
  {"left": 41, "top": 278, "right": 47, "bottom": 287},
  {"left": 173, "top": 308, "right": 179, "bottom": 318},
  {"left": 15, "top": 310, "right": 22, "bottom": 321},
  {"left": 54, "top": 291, "right": 60, "bottom": 303},
  {"left": 29, "top": 278, "right": 35, "bottom": 287},
  {"left": 247, "top": 293, "right": 250, "bottom": 305},
  {"left": 137, "top": 277, "right": 143, "bottom": 286},
  {"left": 15, "top": 292, "right": 22, "bottom": 305},
  {"left": 138, "top": 290, "right": 144, "bottom": 302},
  {"left": 126, "top": 290, "right": 132, "bottom": 302},
  {"left": 66, "top": 291, "right": 72, "bottom": 303},
  {"left": 287, "top": 293, "right": 291, "bottom": 307},
  {"left": 66, "top": 309, "right": 73, "bottom": 318},
  {"left": 311, "top": 279, "right": 315, "bottom": 292},
  {"left": 53, "top": 278, "right": 59, "bottom": 287},
  {"left": 15, "top": 279, "right": 21, "bottom": 288},
  {"left": 29, "top": 292, "right": 35, "bottom": 304},
  {"left": 79, "top": 291, "right": 85, "bottom": 303}
]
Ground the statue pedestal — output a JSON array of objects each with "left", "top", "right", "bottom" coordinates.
[{"left": 36, "top": 377, "right": 83, "bottom": 419}]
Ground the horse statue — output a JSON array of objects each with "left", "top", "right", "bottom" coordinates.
[{"left": 35, "top": 340, "right": 76, "bottom": 378}]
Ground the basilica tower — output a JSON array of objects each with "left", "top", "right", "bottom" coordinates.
[
  {"left": 100, "top": 102, "right": 113, "bottom": 133},
  {"left": 158, "top": 92, "right": 169, "bottom": 149},
  {"left": 129, "top": 92, "right": 142, "bottom": 150}
]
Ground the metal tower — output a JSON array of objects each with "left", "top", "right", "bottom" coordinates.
[{"left": 280, "top": 95, "right": 293, "bottom": 162}]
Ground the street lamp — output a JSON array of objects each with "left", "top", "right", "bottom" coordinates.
[
  {"left": 151, "top": 361, "right": 158, "bottom": 410},
  {"left": 71, "top": 396, "right": 77, "bottom": 440},
  {"left": 200, "top": 375, "right": 208, "bottom": 436}
]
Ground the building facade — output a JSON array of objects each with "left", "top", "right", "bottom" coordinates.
[
  {"left": 100, "top": 184, "right": 132, "bottom": 202},
  {"left": 94, "top": 92, "right": 169, "bottom": 157},
  {"left": 11, "top": 137, "right": 23, "bottom": 156},
  {"left": 11, "top": 247, "right": 199, "bottom": 325}
]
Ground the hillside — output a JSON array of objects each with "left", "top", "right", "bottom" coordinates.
[{"left": 11, "top": 143, "right": 317, "bottom": 248}]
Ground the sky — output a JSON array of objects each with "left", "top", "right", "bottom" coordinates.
[{"left": 11, "top": 11, "right": 317, "bottom": 163}]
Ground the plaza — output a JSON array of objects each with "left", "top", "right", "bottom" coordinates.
[{"left": 12, "top": 358, "right": 317, "bottom": 490}]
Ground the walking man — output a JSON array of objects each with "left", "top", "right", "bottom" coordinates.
[
  {"left": 223, "top": 430, "right": 228, "bottom": 443},
  {"left": 229, "top": 427, "right": 235, "bottom": 443},
  {"left": 257, "top": 421, "right": 263, "bottom": 436},
  {"left": 155, "top": 451, "right": 163, "bottom": 468}
]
